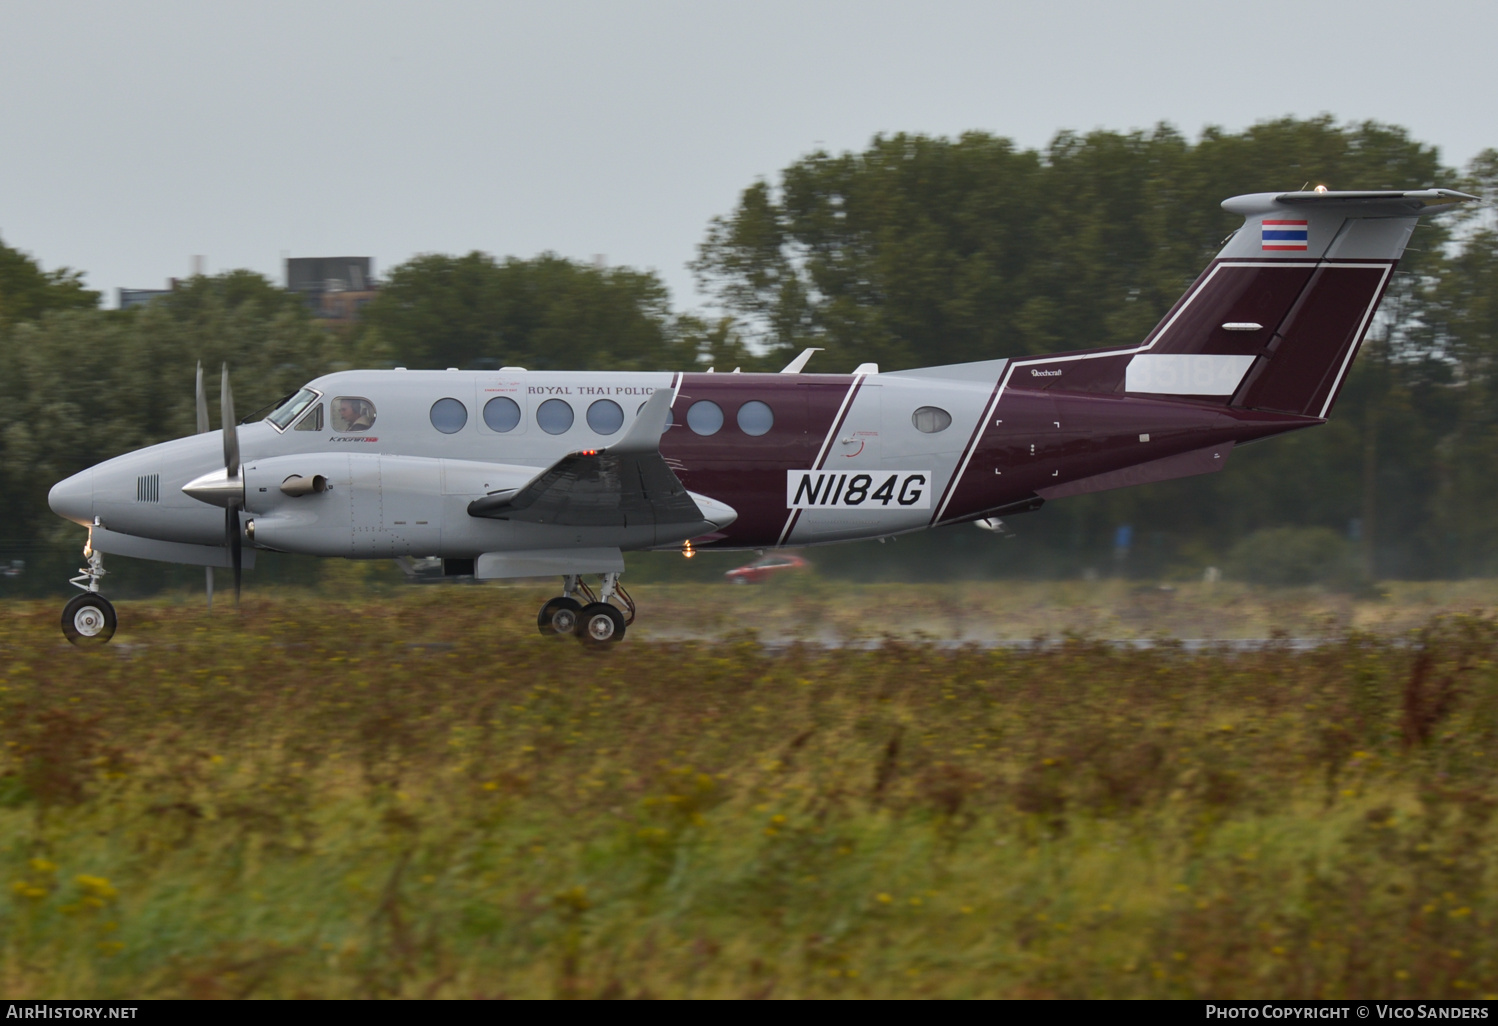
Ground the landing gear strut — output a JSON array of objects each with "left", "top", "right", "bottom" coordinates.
[
  {"left": 536, "top": 572, "right": 635, "bottom": 646},
  {"left": 62, "top": 524, "right": 116, "bottom": 646}
]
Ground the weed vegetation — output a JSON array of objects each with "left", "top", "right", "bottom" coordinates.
[{"left": 1, "top": 587, "right": 1496, "bottom": 998}]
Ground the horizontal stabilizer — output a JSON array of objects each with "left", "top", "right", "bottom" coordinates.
[
  {"left": 1037, "top": 442, "right": 1233, "bottom": 500},
  {"left": 1270, "top": 188, "right": 1477, "bottom": 213}
]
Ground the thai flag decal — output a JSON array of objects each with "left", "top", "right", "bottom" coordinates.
[{"left": 1261, "top": 220, "right": 1309, "bottom": 251}]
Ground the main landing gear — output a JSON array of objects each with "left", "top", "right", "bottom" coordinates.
[
  {"left": 62, "top": 528, "right": 116, "bottom": 647},
  {"left": 537, "top": 572, "right": 635, "bottom": 647}
]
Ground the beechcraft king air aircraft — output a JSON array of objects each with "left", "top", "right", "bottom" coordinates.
[{"left": 47, "top": 188, "right": 1475, "bottom": 645}]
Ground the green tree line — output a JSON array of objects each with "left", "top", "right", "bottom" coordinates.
[{"left": 4, "top": 116, "right": 1498, "bottom": 584}]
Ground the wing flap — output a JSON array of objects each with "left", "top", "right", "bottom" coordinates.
[{"left": 467, "top": 448, "right": 707, "bottom": 526}]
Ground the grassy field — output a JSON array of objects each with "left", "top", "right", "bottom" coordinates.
[
  {"left": 629, "top": 575, "right": 1498, "bottom": 643},
  {"left": 2, "top": 582, "right": 1497, "bottom": 998}
]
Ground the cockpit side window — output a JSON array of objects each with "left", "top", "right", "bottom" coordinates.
[
  {"left": 293, "top": 402, "right": 324, "bottom": 431},
  {"left": 265, "top": 388, "right": 321, "bottom": 431},
  {"left": 332, "top": 396, "right": 377, "bottom": 433}
]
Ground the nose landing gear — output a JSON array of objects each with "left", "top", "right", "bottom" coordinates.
[
  {"left": 536, "top": 572, "right": 635, "bottom": 646},
  {"left": 62, "top": 526, "right": 116, "bottom": 646}
]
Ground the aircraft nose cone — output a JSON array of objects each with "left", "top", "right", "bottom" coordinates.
[{"left": 48, "top": 469, "right": 95, "bottom": 526}]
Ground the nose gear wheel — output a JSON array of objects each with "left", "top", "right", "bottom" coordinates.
[{"left": 62, "top": 593, "right": 116, "bottom": 647}]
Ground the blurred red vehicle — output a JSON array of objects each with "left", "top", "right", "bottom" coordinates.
[{"left": 725, "top": 552, "right": 808, "bottom": 584}]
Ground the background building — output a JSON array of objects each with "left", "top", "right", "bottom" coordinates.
[{"left": 286, "top": 257, "right": 378, "bottom": 324}]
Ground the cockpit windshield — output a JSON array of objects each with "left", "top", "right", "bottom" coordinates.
[{"left": 266, "top": 388, "right": 321, "bottom": 431}]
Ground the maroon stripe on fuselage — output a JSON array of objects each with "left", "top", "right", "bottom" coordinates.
[
  {"left": 932, "top": 390, "right": 1321, "bottom": 525},
  {"left": 776, "top": 374, "right": 864, "bottom": 546},
  {"left": 660, "top": 373, "right": 858, "bottom": 548},
  {"left": 650, "top": 257, "right": 1391, "bottom": 544}
]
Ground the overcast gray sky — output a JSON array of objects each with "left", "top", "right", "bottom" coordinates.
[{"left": 2, "top": 0, "right": 1492, "bottom": 311}]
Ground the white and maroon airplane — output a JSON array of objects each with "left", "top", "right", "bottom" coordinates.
[{"left": 47, "top": 188, "right": 1473, "bottom": 645}]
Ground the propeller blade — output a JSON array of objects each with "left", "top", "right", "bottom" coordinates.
[
  {"left": 197, "top": 362, "right": 214, "bottom": 612},
  {"left": 226, "top": 506, "right": 242, "bottom": 606},
  {"left": 220, "top": 365, "right": 241, "bottom": 607},
  {"left": 221, "top": 364, "right": 239, "bottom": 478},
  {"left": 195, "top": 362, "right": 209, "bottom": 435}
]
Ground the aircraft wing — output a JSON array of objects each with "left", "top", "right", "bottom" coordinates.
[{"left": 466, "top": 389, "right": 712, "bottom": 527}]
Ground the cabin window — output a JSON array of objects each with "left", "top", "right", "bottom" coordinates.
[
  {"left": 293, "top": 402, "right": 324, "bottom": 431},
  {"left": 483, "top": 396, "right": 522, "bottom": 432},
  {"left": 912, "top": 406, "right": 952, "bottom": 434},
  {"left": 736, "top": 400, "right": 774, "bottom": 436},
  {"left": 687, "top": 400, "right": 724, "bottom": 436},
  {"left": 536, "top": 398, "right": 574, "bottom": 435},
  {"left": 332, "top": 397, "right": 377, "bottom": 432},
  {"left": 266, "top": 388, "right": 320, "bottom": 431},
  {"left": 587, "top": 399, "right": 624, "bottom": 435},
  {"left": 430, "top": 398, "right": 468, "bottom": 434},
  {"left": 638, "top": 401, "right": 674, "bottom": 429}
]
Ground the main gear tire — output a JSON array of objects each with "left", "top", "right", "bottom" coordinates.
[
  {"left": 577, "top": 602, "right": 626, "bottom": 647},
  {"left": 538, "top": 597, "right": 583, "bottom": 637}
]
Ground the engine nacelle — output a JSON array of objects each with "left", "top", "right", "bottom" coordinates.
[
  {"left": 239, "top": 452, "right": 732, "bottom": 559},
  {"left": 240, "top": 453, "right": 542, "bottom": 557}
]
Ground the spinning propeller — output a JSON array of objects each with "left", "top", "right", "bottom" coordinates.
[
  {"left": 221, "top": 364, "right": 242, "bottom": 605},
  {"left": 195, "top": 363, "right": 214, "bottom": 610},
  {"left": 189, "top": 362, "right": 244, "bottom": 606}
]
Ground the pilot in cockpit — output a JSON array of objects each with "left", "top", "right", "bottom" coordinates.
[{"left": 336, "top": 397, "right": 375, "bottom": 432}]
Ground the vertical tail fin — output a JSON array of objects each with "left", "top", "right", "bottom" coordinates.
[{"left": 1123, "top": 189, "right": 1474, "bottom": 417}]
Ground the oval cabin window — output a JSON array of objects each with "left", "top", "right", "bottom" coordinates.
[
  {"left": 483, "top": 396, "right": 522, "bottom": 432},
  {"left": 912, "top": 406, "right": 952, "bottom": 434},
  {"left": 536, "top": 399, "right": 574, "bottom": 435},
  {"left": 430, "top": 398, "right": 468, "bottom": 434},
  {"left": 736, "top": 400, "right": 774, "bottom": 436},
  {"left": 687, "top": 400, "right": 724, "bottom": 436},
  {"left": 587, "top": 399, "right": 624, "bottom": 435}
]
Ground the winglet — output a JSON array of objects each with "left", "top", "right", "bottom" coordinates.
[
  {"left": 780, "top": 348, "right": 823, "bottom": 374},
  {"left": 607, "top": 388, "right": 673, "bottom": 454}
]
